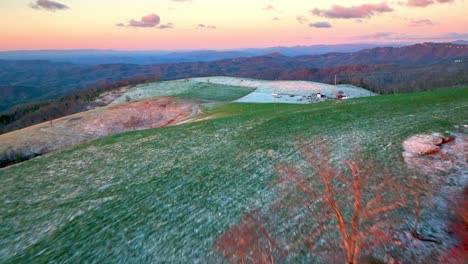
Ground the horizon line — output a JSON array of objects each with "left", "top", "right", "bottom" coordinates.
[{"left": 0, "top": 40, "right": 466, "bottom": 53}]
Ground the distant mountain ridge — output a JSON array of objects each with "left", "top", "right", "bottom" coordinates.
[
  {"left": 453, "top": 40, "right": 468, "bottom": 45},
  {"left": 295, "top": 42, "right": 468, "bottom": 67},
  {"left": 0, "top": 42, "right": 467, "bottom": 112},
  {"left": 0, "top": 43, "right": 405, "bottom": 65}
]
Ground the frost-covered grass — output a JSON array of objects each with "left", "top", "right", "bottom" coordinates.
[
  {"left": 113, "top": 80, "right": 255, "bottom": 103},
  {"left": 0, "top": 88, "right": 467, "bottom": 262},
  {"left": 177, "top": 83, "right": 255, "bottom": 102}
]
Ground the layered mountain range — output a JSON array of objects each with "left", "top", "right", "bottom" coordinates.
[{"left": 1, "top": 42, "right": 467, "bottom": 112}]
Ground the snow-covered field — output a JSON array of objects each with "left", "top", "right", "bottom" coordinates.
[
  {"left": 190, "top": 76, "right": 377, "bottom": 103},
  {"left": 114, "top": 76, "right": 377, "bottom": 104}
]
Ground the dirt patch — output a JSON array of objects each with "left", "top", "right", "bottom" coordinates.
[
  {"left": 403, "top": 133, "right": 467, "bottom": 175},
  {"left": 93, "top": 86, "right": 133, "bottom": 105},
  {"left": 80, "top": 97, "right": 194, "bottom": 136},
  {"left": 0, "top": 97, "right": 198, "bottom": 167}
]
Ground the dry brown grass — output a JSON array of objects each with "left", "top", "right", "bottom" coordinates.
[{"left": 0, "top": 97, "right": 199, "bottom": 166}]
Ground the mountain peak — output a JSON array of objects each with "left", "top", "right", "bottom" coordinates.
[{"left": 266, "top": 52, "right": 286, "bottom": 57}]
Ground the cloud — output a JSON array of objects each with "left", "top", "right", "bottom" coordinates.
[
  {"left": 262, "top": 5, "right": 277, "bottom": 11},
  {"left": 309, "top": 22, "right": 332, "bottom": 28},
  {"left": 296, "top": 15, "right": 308, "bottom": 24},
  {"left": 409, "top": 19, "right": 436, "bottom": 26},
  {"left": 117, "top": 14, "right": 172, "bottom": 29},
  {"left": 443, "top": 32, "right": 468, "bottom": 39},
  {"left": 355, "top": 31, "right": 468, "bottom": 41},
  {"left": 127, "top": 14, "right": 160, "bottom": 27},
  {"left": 158, "top": 23, "right": 174, "bottom": 29},
  {"left": 358, "top": 32, "right": 394, "bottom": 39},
  {"left": 273, "top": 17, "right": 281, "bottom": 21},
  {"left": 403, "top": 0, "right": 455, "bottom": 7},
  {"left": 404, "top": 0, "right": 434, "bottom": 6},
  {"left": 311, "top": 2, "right": 393, "bottom": 19},
  {"left": 30, "top": 0, "right": 69, "bottom": 11},
  {"left": 197, "top": 24, "right": 216, "bottom": 30}
]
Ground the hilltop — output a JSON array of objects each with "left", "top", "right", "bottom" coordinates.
[
  {"left": 0, "top": 77, "right": 373, "bottom": 166},
  {"left": 0, "top": 87, "right": 467, "bottom": 262}
]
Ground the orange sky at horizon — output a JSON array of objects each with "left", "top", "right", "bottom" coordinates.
[{"left": 1, "top": 0, "right": 467, "bottom": 51}]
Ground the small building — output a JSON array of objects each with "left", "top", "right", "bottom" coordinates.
[{"left": 336, "top": 90, "right": 347, "bottom": 99}]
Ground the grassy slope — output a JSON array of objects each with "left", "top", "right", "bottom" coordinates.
[
  {"left": 178, "top": 84, "right": 255, "bottom": 101},
  {"left": 0, "top": 88, "right": 467, "bottom": 262},
  {"left": 113, "top": 81, "right": 256, "bottom": 103}
]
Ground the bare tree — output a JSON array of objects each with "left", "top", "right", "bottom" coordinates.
[
  {"left": 276, "top": 139, "right": 408, "bottom": 263},
  {"left": 213, "top": 139, "right": 432, "bottom": 263},
  {"left": 213, "top": 211, "right": 282, "bottom": 264}
]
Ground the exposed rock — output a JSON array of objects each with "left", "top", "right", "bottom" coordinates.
[
  {"left": 402, "top": 133, "right": 467, "bottom": 175},
  {"left": 432, "top": 132, "right": 455, "bottom": 144},
  {"left": 422, "top": 147, "right": 440, "bottom": 155},
  {"left": 403, "top": 134, "right": 443, "bottom": 155}
]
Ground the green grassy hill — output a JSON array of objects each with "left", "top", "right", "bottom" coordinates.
[
  {"left": 0, "top": 88, "right": 467, "bottom": 262},
  {"left": 113, "top": 80, "right": 256, "bottom": 103}
]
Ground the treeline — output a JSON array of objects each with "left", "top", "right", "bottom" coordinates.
[
  {"left": 267, "top": 62, "right": 468, "bottom": 94},
  {"left": 2, "top": 43, "right": 467, "bottom": 111},
  {"left": 329, "top": 62, "right": 468, "bottom": 94},
  {"left": 1, "top": 61, "right": 467, "bottom": 135},
  {"left": 0, "top": 75, "right": 161, "bottom": 134}
]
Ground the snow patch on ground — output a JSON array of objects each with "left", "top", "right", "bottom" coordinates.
[{"left": 189, "top": 76, "right": 377, "bottom": 104}]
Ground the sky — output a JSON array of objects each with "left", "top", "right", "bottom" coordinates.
[{"left": 1, "top": 0, "right": 467, "bottom": 50}]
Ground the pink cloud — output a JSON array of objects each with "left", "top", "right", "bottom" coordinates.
[
  {"left": 309, "top": 22, "right": 332, "bottom": 28},
  {"left": 296, "top": 15, "right": 308, "bottom": 24},
  {"left": 262, "top": 5, "right": 277, "bottom": 11},
  {"left": 159, "top": 23, "right": 174, "bottom": 29},
  {"left": 197, "top": 24, "right": 216, "bottom": 30},
  {"left": 130, "top": 14, "right": 160, "bottom": 27},
  {"left": 358, "top": 32, "right": 394, "bottom": 39},
  {"left": 355, "top": 31, "right": 468, "bottom": 41},
  {"left": 30, "top": 0, "right": 69, "bottom": 11},
  {"left": 405, "top": 0, "right": 434, "bottom": 7},
  {"left": 117, "top": 14, "right": 173, "bottom": 29},
  {"left": 311, "top": 2, "right": 393, "bottom": 19},
  {"left": 409, "top": 19, "right": 436, "bottom": 26},
  {"left": 404, "top": 0, "right": 455, "bottom": 7},
  {"left": 119, "top": 14, "right": 161, "bottom": 28}
]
